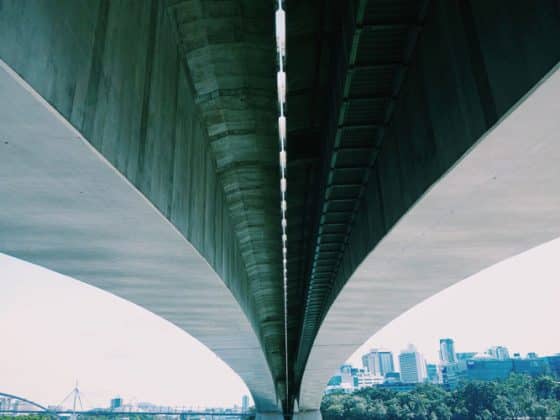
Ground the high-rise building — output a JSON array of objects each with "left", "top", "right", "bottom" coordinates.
[
  {"left": 439, "top": 338, "right": 457, "bottom": 364},
  {"left": 361, "top": 349, "right": 395, "bottom": 377},
  {"left": 241, "top": 395, "right": 249, "bottom": 413},
  {"left": 487, "top": 346, "right": 510, "bottom": 360},
  {"left": 379, "top": 351, "right": 395, "bottom": 375},
  {"left": 110, "top": 398, "right": 122, "bottom": 410},
  {"left": 399, "top": 345, "right": 428, "bottom": 383},
  {"left": 426, "top": 363, "right": 441, "bottom": 384}
]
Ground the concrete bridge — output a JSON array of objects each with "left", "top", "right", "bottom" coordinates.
[{"left": 1, "top": 1, "right": 560, "bottom": 418}]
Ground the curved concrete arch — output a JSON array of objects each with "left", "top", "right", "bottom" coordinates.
[
  {"left": 0, "top": 2, "right": 287, "bottom": 407},
  {"left": 298, "top": 63, "right": 560, "bottom": 410},
  {"left": 3, "top": 1, "right": 560, "bottom": 416},
  {"left": 0, "top": 59, "right": 278, "bottom": 413}
]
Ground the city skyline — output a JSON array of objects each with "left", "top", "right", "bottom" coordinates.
[
  {"left": 325, "top": 336, "right": 560, "bottom": 395},
  {"left": 355, "top": 339, "right": 559, "bottom": 376},
  {"left": 348, "top": 325, "right": 560, "bottom": 372},
  {"left": 1, "top": 237, "right": 560, "bottom": 408},
  {"left": 355, "top": 338, "right": 558, "bottom": 377},
  {"left": 347, "top": 237, "right": 560, "bottom": 369}
]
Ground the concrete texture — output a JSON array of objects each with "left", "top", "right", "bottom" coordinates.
[
  {"left": 295, "top": 0, "right": 560, "bottom": 408},
  {"left": 1, "top": 0, "right": 560, "bottom": 415},
  {"left": 298, "top": 63, "right": 560, "bottom": 409},
  {"left": 295, "top": 1, "right": 560, "bottom": 390},
  {"left": 255, "top": 413, "right": 285, "bottom": 420},
  {"left": 292, "top": 410, "right": 322, "bottom": 420},
  {"left": 0, "top": 0, "right": 281, "bottom": 413},
  {"left": 167, "top": 1, "right": 286, "bottom": 395},
  {"left": 0, "top": 58, "right": 278, "bottom": 412}
]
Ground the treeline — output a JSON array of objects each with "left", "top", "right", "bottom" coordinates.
[
  {"left": 0, "top": 415, "right": 154, "bottom": 420},
  {"left": 321, "top": 374, "right": 560, "bottom": 419}
]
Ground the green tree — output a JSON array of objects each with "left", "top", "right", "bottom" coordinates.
[
  {"left": 534, "top": 376, "right": 558, "bottom": 399},
  {"left": 321, "top": 374, "right": 560, "bottom": 420}
]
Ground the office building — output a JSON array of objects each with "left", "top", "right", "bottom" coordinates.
[
  {"left": 441, "top": 362, "right": 466, "bottom": 390},
  {"left": 547, "top": 355, "right": 560, "bottom": 377},
  {"left": 466, "top": 354, "right": 560, "bottom": 382},
  {"left": 241, "top": 395, "right": 249, "bottom": 413},
  {"left": 110, "top": 398, "right": 122, "bottom": 410},
  {"left": 426, "top": 363, "right": 441, "bottom": 384},
  {"left": 399, "top": 345, "right": 428, "bottom": 383},
  {"left": 487, "top": 346, "right": 510, "bottom": 360},
  {"left": 439, "top": 338, "right": 457, "bottom": 364},
  {"left": 512, "top": 357, "right": 549, "bottom": 376},
  {"left": 361, "top": 349, "right": 395, "bottom": 377},
  {"left": 466, "top": 358, "right": 513, "bottom": 381},
  {"left": 339, "top": 364, "right": 354, "bottom": 385},
  {"left": 325, "top": 365, "right": 358, "bottom": 393}
]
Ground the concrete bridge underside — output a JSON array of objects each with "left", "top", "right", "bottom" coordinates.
[
  {"left": 0, "top": 57, "right": 279, "bottom": 412},
  {"left": 1, "top": 0, "right": 560, "bottom": 418}
]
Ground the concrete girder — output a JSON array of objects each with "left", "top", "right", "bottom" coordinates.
[
  {"left": 292, "top": 411, "right": 322, "bottom": 420},
  {"left": 299, "top": 61, "right": 560, "bottom": 410},
  {"left": 0, "top": 58, "right": 278, "bottom": 413},
  {"left": 0, "top": 0, "right": 280, "bottom": 412},
  {"left": 295, "top": 0, "right": 560, "bottom": 407},
  {"left": 255, "top": 410, "right": 322, "bottom": 420},
  {"left": 255, "top": 414, "right": 285, "bottom": 420},
  {"left": 168, "top": 0, "right": 287, "bottom": 395},
  {"left": 3, "top": 0, "right": 560, "bottom": 416}
]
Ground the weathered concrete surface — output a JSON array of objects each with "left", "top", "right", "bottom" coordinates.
[
  {"left": 167, "top": 0, "right": 286, "bottom": 395},
  {"left": 2, "top": 0, "right": 560, "bottom": 415},
  {"left": 298, "top": 62, "right": 560, "bottom": 409},
  {"left": 295, "top": 0, "right": 560, "bottom": 391},
  {"left": 0, "top": 58, "right": 278, "bottom": 411},
  {"left": 0, "top": 0, "right": 279, "bottom": 412},
  {"left": 292, "top": 410, "right": 322, "bottom": 420},
  {"left": 295, "top": 0, "right": 560, "bottom": 409},
  {"left": 255, "top": 413, "right": 284, "bottom": 420},
  {"left": 326, "top": 0, "right": 560, "bottom": 320}
]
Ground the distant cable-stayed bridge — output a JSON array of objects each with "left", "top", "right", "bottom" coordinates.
[
  {"left": 0, "top": 391, "right": 51, "bottom": 412},
  {"left": 0, "top": 390, "right": 250, "bottom": 418},
  {"left": 0, "top": 410, "right": 249, "bottom": 418}
]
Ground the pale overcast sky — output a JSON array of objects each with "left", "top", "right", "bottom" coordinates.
[
  {"left": 347, "top": 237, "right": 560, "bottom": 369},
  {"left": 1, "top": 237, "right": 559, "bottom": 409},
  {"left": 0, "top": 252, "right": 250, "bottom": 410}
]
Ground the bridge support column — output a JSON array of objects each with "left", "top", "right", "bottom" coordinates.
[
  {"left": 255, "top": 413, "right": 284, "bottom": 420},
  {"left": 292, "top": 410, "right": 322, "bottom": 420}
]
